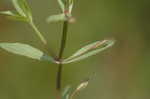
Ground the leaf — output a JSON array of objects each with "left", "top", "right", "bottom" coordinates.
[
  {"left": 19, "top": 0, "right": 32, "bottom": 20},
  {"left": 0, "top": 11, "right": 17, "bottom": 16},
  {"left": 62, "top": 75, "right": 93, "bottom": 99},
  {"left": 75, "top": 80, "right": 89, "bottom": 92},
  {"left": 46, "top": 14, "right": 66, "bottom": 23},
  {"left": 0, "top": 43, "right": 54, "bottom": 62},
  {"left": 62, "top": 86, "right": 72, "bottom": 99},
  {"left": 69, "top": 0, "right": 74, "bottom": 13},
  {"left": 12, "top": 0, "right": 26, "bottom": 17},
  {"left": 7, "top": 15, "right": 28, "bottom": 22},
  {"left": 12, "top": 0, "right": 32, "bottom": 21},
  {"left": 70, "top": 79, "right": 89, "bottom": 99},
  {"left": 57, "top": 0, "right": 65, "bottom": 12},
  {"left": 62, "top": 39, "right": 115, "bottom": 64},
  {"left": 0, "top": 10, "right": 28, "bottom": 21}
]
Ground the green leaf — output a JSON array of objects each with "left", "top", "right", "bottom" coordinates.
[
  {"left": 62, "top": 86, "right": 72, "bottom": 99},
  {"left": 75, "top": 80, "right": 89, "bottom": 92},
  {"left": 46, "top": 14, "right": 66, "bottom": 23},
  {"left": 69, "top": 0, "right": 74, "bottom": 13},
  {"left": 57, "top": 0, "right": 65, "bottom": 12},
  {"left": 62, "top": 75, "right": 92, "bottom": 99},
  {"left": 7, "top": 15, "right": 28, "bottom": 22},
  {"left": 12, "top": 0, "right": 32, "bottom": 21},
  {"left": 12, "top": 0, "right": 26, "bottom": 17},
  {"left": 70, "top": 79, "right": 89, "bottom": 99},
  {"left": 0, "top": 10, "right": 28, "bottom": 22},
  {"left": 19, "top": 0, "right": 32, "bottom": 20},
  {"left": 0, "top": 11, "right": 17, "bottom": 16},
  {"left": 62, "top": 39, "right": 115, "bottom": 64},
  {"left": 0, "top": 43, "right": 54, "bottom": 62}
]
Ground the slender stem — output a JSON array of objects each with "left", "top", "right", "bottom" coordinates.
[
  {"left": 56, "top": 21, "right": 69, "bottom": 91},
  {"left": 30, "top": 21, "right": 47, "bottom": 45},
  {"left": 56, "top": 64, "right": 63, "bottom": 90},
  {"left": 58, "top": 21, "right": 69, "bottom": 59}
]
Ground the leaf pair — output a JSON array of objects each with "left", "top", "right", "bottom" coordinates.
[
  {"left": 0, "top": 0, "right": 32, "bottom": 22},
  {"left": 0, "top": 39, "right": 115, "bottom": 64}
]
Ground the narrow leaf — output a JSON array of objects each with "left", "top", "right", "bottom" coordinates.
[
  {"left": 76, "top": 80, "right": 89, "bottom": 91},
  {"left": 62, "top": 75, "right": 93, "bottom": 99},
  {"left": 57, "top": 0, "right": 65, "bottom": 12},
  {"left": 12, "top": 0, "right": 26, "bottom": 17},
  {"left": 46, "top": 14, "right": 66, "bottom": 23},
  {"left": 70, "top": 79, "right": 89, "bottom": 99},
  {"left": 7, "top": 15, "right": 28, "bottom": 22},
  {"left": 12, "top": 0, "right": 32, "bottom": 21},
  {"left": 69, "top": 0, "right": 74, "bottom": 13},
  {"left": 62, "top": 39, "right": 115, "bottom": 64},
  {"left": 62, "top": 86, "right": 72, "bottom": 99},
  {"left": 0, "top": 11, "right": 17, "bottom": 16},
  {"left": 0, "top": 43, "right": 54, "bottom": 62},
  {"left": 19, "top": 0, "right": 32, "bottom": 20},
  {"left": 0, "top": 10, "right": 28, "bottom": 22}
]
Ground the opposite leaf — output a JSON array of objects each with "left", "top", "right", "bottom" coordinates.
[
  {"left": 62, "top": 39, "right": 115, "bottom": 64},
  {"left": 0, "top": 43, "right": 54, "bottom": 62}
]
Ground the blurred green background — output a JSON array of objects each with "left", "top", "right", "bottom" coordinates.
[{"left": 0, "top": 0, "right": 150, "bottom": 99}]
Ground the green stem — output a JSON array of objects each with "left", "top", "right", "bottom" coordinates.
[
  {"left": 56, "top": 64, "right": 63, "bottom": 90},
  {"left": 30, "top": 21, "right": 47, "bottom": 45},
  {"left": 56, "top": 21, "right": 69, "bottom": 91},
  {"left": 58, "top": 21, "right": 69, "bottom": 59}
]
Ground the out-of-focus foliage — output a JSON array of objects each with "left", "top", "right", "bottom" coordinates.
[{"left": 0, "top": 0, "right": 150, "bottom": 99}]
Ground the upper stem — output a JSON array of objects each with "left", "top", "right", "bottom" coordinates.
[
  {"left": 56, "top": 21, "right": 69, "bottom": 91},
  {"left": 58, "top": 21, "right": 69, "bottom": 59}
]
